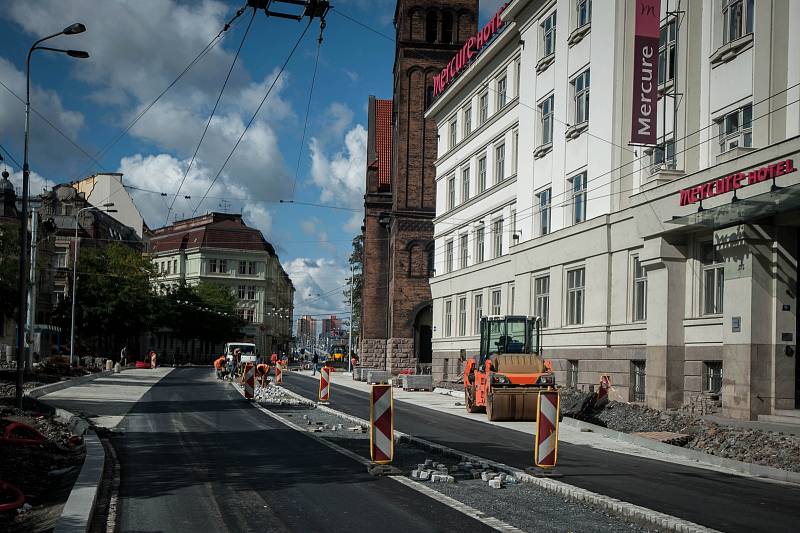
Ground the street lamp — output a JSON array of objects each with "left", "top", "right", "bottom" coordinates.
[
  {"left": 69, "top": 203, "right": 115, "bottom": 366},
  {"left": 16, "top": 23, "right": 88, "bottom": 407}
]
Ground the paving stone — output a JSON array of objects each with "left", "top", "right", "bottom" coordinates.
[{"left": 488, "top": 478, "right": 503, "bottom": 489}]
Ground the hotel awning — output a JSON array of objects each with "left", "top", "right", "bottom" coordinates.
[{"left": 667, "top": 183, "right": 800, "bottom": 230}]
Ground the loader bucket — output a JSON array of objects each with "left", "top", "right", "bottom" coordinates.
[{"left": 486, "top": 388, "right": 540, "bottom": 421}]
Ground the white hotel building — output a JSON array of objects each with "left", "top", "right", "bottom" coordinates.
[{"left": 427, "top": 0, "right": 800, "bottom": 419}]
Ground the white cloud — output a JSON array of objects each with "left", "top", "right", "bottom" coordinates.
[
  {"left": 8, "top": 168, "right": 56, "bottom": 197},
  {"left": 285, "top": 257, "right": 349, "bottom": 317},
  {"left": 309, "top": 123, "right": 366, "bottom": 209}
]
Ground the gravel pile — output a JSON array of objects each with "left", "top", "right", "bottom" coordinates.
[
  {"left": 254, "top": 384, "right": 310, "bottom": 407},
  {"left": 560, "top": 388, "right": 800, "bottom": 472}
]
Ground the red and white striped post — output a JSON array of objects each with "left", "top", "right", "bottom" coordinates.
[
  {"left": 243, "top": 363, "right": 255, "bottom": 400},
  {"left": 318, "top": 366, "right": 331, "bottom": 404},
  {"left": 370, "top": 383, "right": 393, "bottom": 464},
  {"left": 534, "top": 390, "right": 560, "bottom": 468},
  {"left": 275, "top": 364, "right": 283, "bottom": 385}
]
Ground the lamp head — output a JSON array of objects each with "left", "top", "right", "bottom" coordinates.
[
  {"left": 63, "top": 23, "right": 86, "bottom": 35},
  {"left": 66, "top": 50, "right": 90, "bottom": 59}
]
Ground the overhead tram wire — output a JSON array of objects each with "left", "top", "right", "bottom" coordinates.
[
  {"left": 165, "top": 7, "right": 257, "bottom": 225},
  {"left": 0, "top": 142, "right": 21, "bottom": 168},
  {"left": 191, "top": 19, "right": 315, "bottom": 216},
  {"left": 290, "top": 17, "right": 326, "bottom": 198}
]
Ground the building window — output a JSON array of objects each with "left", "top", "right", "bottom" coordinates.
[
  {"left": 576, "top": 0, "right": 591, "bottom": 27},
  {"left": 445, "top": 300, "right": 453, "bottom": 337},
  {"left": 568, "top": 360, "right": 579, "bottom": 388},
  {"left": 497, "top": 76, "right": 507, "bottom": 109},
  {"left": 633, "top": 255, "right": 647, "bottom": 322},
  {"left": 570, "top": 172, "right": 587, "bottom": 224},
  {"left": 492, "top": 218, "right": 503, "bottom": 258},
  {"left": 478, "top": 156, "right": 487, "bottom": 193},
  {"left": 460, "top": 233, "right": 469, "bottom": 269},
  {"left": 442, "top": 11, "right": 454, "bottom": 43},
  {"left": 572, "top": 69, "right": 590, "bottom": 124},
  {"left": 515, "top": 58, "right": 521, "bottom": 96},
  {"left": 463, "top": 106, "right": 472, "bottom": 137},
  {"left": 245, "top": 309, "right": 255, "bottom": 323},
  {"left": 475, "top": 225, "right": 485, "bottom": 263},
  {"left": 491, "top": 289, "right": 502, "bottom": 315},
  {"left": 238, "top": 285, "right": 246, "bottom": 299},
  {"left": 652, "top": 138, "right": 676, "bottom": 170},
  {"left": 705, "top": 361, "right": 723, "bottom": 394},
  {"left": 248, "top": 261, "right": 257, "bottom": 275},
  {"left": 542, "top": 11, "right": 557, "bottom": 57},
  {"left": 239, "top": 261, "right": 247, "bottom": 275},
  {"left": 718, "top": 104, "right": 752, "bottom": 153},
  {"left": 208, "top": 259, "right": 218, "bottom": 273},
  {"left": 723, "top": 0, "right": 754, "bottom": 44},
  {"left": 461, "top": 167, "right": 470, "bottom": 203},
  {"left": 537, "top": 188, "right": 552, "bottom": 236},
  {"left": 447, "top": 176, "right": 456, "bottom": 210},
  {"left": 449, "top": 117, "right": 457, "bottom": 149},
  {"left": 54, "top": 248, "right": 68, "bottom": 268},
  {"left": 495, "top": 143, "right": 505, "bottom": 184},
  {"left": 219, "top": 259, "right": 228, "bottom": 273},
  {"left": 479, "top": 91, "right": 489, "bottom": 125},
  {"left": 173, "top": 259, "right": 177, "bottom": 273},
  {"left": 247, "top": 286, "right": 256, "bottom": 300},
  {"left": 540, "top": 94, "right": 554, "bottom": 146},
  {"left": 166, "top": 261, "right": 171, "bottom": 275},
  {"left": 428, "top": 243, "right": 435, "bottom": 276},
  {"left": 534, "top": 275, "right": 550, "bottom": 327},
  {"left": 426, "top": 85, "right": 434, "bottom": 107},
  {"left": 443, "top": 239, "right": 453, "bottom": 273},
  {"left": 659, "top": 19, "right": 676, "bottom": 84},
  {"left": 631, "top": 360, "right": 646, "bottom": 402},
  {"left": 473, "top": 293, "right": 483, "bottom": 334},
  {"left": 566, "top": 267, "right": 585, "bottom": 325},
  {"left": 53, "top": 287, "right": 65, "bottom": 305},
  {"left": 458, "top": 296, "right": 467, "bottom": 336},
  {"left": 512, "top": 129, "right": 519, "bottom": 174},
  {"left": 702, "top": 243, "right": 724, "bottom": 315},
  {"left": 509, "top": 283, "right": 515, "bottom": 313}
]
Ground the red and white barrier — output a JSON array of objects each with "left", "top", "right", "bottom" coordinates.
[
  {"left": 370, "top": 383, "right": 394, "bottom": 464},
  {"left": 318, "top": 366, "right": 331, "bottom": 404},
  {"left": 534, "top": 390, "right": 560, "bottom": 468},
  {"left": 243, "top": 363, "right": 255, "bottom": 400},
  {"left": 275, "top": 364, "right": 283, "bottom": 384}
]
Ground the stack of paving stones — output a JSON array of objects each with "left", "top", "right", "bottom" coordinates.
[
  {"left": 367, "top": 370, "right": 391, "bottom": 384},
  {"left": 255, "top": 384, "right": 309, "bottom": 406},
  {"left": 410, "top": 458, "right": 517, "bottom": 489}
]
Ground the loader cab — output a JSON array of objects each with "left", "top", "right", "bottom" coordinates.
[{"left": 478, "top": 315, "right": 541, "bottom": 366}]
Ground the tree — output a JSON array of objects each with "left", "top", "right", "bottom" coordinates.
[
  {"left": 0, "top": 222, "right": 20, "bottom": 319},
  {"left": 157, "top": 281, "right": 243, "bottom": 345},
  {"left": 343, "top": 234, "right": 363, "bottom": 348}
]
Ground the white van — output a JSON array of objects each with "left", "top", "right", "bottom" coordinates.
[{"left": 225, "top": 342, "right": 257, "bottom": 363}]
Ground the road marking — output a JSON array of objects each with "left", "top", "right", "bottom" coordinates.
[
  {"left": 275, "top": 381, "right": 723, "bottom": 533},
  {"left": 245, "top": 387, "right": 519, "bottom": 532}
]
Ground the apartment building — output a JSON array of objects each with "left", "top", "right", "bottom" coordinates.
[{"left": 428, "top": 0, "right": 800, "bottom": 420}]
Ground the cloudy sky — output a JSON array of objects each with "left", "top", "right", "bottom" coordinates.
[{"left": 0, "top": 0, "right": 503, "bottom": 324}]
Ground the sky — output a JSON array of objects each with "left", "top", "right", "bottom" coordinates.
[{"left": 0, "top": 0, "right": 503, "bottom": 323}]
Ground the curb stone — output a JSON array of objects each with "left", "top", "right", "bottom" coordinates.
[
  {"left": 53, "top": 430, "right": 105, "bottom": 533},
  {"left": 276, "top": 384, "right": 721, "bottom": 533},
  {"left": 561, "top": 417, "right": 800, "bottom": 485},
  {"left": 27, "top": 370, "right": 115, "bottom": 399}
]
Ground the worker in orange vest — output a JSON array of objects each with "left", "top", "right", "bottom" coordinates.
[
  {"left": 214, "top": 355, "right": 226, "bottom": 379},
  {"left": 150, "top": 350, "right": 158, "bottom": 369},
  {"left": 256, "top": 362, "right": 270, "bottom": 388}
]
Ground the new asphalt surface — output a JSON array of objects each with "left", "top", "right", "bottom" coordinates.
[
  {"left": 282, "top": 372, "right": 800, "bottom": 533},
  {"left": 110, "top": 368, "right": 494, "bottom": 532}
]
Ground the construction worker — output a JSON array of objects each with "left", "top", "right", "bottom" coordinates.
[
  {"left": 256, "top": 362, "right": 270, "bottom": 389},
  {"left": 150, "top": 350, "right": 158, "bottom": 369},
  {"left": 214, "top": 355, "right": 226, "bottom": 379}
]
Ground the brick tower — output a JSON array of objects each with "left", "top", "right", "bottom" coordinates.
[{"left": 360, "top": 1, "right": 478, "bottom": 372}]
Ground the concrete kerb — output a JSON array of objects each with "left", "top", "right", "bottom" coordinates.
[
  {"left": 274, "top": 384, "right": 721, "bottom": 533},
  {"left": 26, "top": 370, "right": 115, "bottom": 399},
  {"left": 561, "top": 417, "right": 800, "bottom": 485}
]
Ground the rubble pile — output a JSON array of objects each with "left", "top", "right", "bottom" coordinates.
[
  {"left": 560, "top": 388, "right": 800, "bottom": 472},
  {"left": 410, "top": 458, "right": 518, "bottom": 489},
  {"left": 254, "top": 384, "right": 310, "bottom": 407}
]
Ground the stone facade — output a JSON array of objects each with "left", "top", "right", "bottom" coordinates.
[
  {"left": 360, "top": 338, "right": 386, "bottom": 369},
  {"left": 386, "top": 337, "right": 415, "bottom": 373}
]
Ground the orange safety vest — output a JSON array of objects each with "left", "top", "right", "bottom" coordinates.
[{"left": 256, "top": 363, "right": 269, "bottom": 376}]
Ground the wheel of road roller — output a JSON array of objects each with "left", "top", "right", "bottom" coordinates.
[
  {"left": 465, "top": 385, "right": 484, "bottom": 413},
  {"left": 486, "top": 389, "right": 539, "bottom": 421}
]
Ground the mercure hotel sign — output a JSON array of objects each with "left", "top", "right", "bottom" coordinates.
[
  {"left": 433, "top": 3, "right": 509, "bottom": 98},
  {"left": 630, "top": 0, "right": 660, "bottom": 145},
  {"left": 678, "top": 159, "right": 797, "bottom": 206}
]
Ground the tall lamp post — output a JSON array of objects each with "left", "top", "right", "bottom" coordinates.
[
  {"left": 16, "top": 23, "right": 89, "bottom": 407},
  {"left": 69, "top": 204, "right": 115, "bottom": 366}
]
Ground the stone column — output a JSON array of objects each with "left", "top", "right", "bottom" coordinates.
[
  {"left": 642, "top": 237, "right": 687, "bottom": 409},
  {"left": 718, "top": 224, "right": 782, "bottom": 419}
]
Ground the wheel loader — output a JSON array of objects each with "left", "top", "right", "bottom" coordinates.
[{"left": 464, "top": 315, "right": 555, "bottom": 421}]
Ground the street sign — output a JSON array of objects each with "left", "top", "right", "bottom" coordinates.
[
  {"left": 534, "top": 390, "right": 560, "bottom": 468},
  {"left": 318, "top": 366, "right": 331, "bottom": 404},
  {"left": 370, "top": 383, "right": 393, "bottom": 464}
]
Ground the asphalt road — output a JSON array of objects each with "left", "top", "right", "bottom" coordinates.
[
  {"left": 111, "top": 368, "right": 494, "bottom": 532},
  {"left": 282, "top": 372, "right": 800, "bottom": 533}
]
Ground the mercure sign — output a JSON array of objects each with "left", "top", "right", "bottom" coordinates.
[
  {"left": 631, "top": 0, "right": 660, "bottom": 145},
  {"left": 433, "top": 3, "right": 509, "bottom": 98},
  {"left": 678, "top": 159, "right": 797, "bottom": 206}
]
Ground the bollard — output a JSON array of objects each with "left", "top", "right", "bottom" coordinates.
[
  {"left": 114, "top": 363, "right": 121, "bottom": 373},
  {"left": 106, "top": 360, "right": 113, "bottom": 371},
  {"left": 534, "top": 390, "right": 560, "bottom": 468},
  {"left": 318, "top": 366, "right": 331, "bottom": 404},
  {"left": 370, "top": 383, "right": 393, "bottom": 464},
  {"left": 275, "top": 364, "right": 283, "bottom": 384}
]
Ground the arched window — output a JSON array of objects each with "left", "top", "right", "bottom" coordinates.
[
  {"left": 426, "top": 243, "right": 435, "bottom": 277},
  {"left": 426, "top": 11, "right": 438, "bottom": 43},
  {"left": 441, "top": 12, "right": 454, "bottom": 44},
  {"left": 425, "top": 85, "right": 434, "bottom": 108}
]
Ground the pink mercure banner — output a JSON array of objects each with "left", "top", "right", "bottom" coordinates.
[{"left": 631, "top": 0, "right": 660, "bottom": 145}]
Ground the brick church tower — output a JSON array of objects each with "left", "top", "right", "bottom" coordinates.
[{"left": 361, "top": 1, "right": 478, "bottom": 372}]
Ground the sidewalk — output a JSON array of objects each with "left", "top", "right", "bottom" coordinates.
[
  {"left": 296, "top": 369, "right": 775, "bottom": 481},
  {"left": 38, "top": 367, "right": 174, "bottom": 429}
]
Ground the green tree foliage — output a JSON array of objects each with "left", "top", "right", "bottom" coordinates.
[
  {"left": 343, "top": 234, "right": 363, "bottom": 345},
  {"left": 0, "top": 223, "right": 20, "bottom": 319},
  {"left": 158, "top": 281, "right": 243, "bottom": 345}
]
